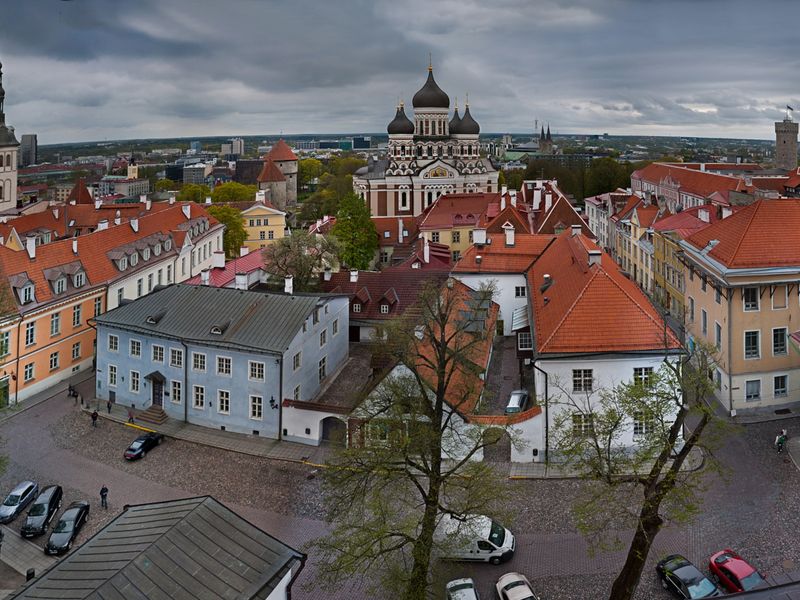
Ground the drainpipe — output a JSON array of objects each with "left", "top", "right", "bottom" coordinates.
[
  {"left": 13, "top": 316, "right": 22, "bottom": 405},
  {"left": 532, "top": 361, "right": 549, "bottom": 465},
  {"left": 277, "top": 355, "right": 283, "bottom": 440},
  {"left": 727, "top": 288, "right": 734, "bottom": 415},
  {"left": 181, "top": 340, "right": 188, "bottom": 423}
]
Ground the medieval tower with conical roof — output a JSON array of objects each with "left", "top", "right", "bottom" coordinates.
[
  {"left": 0, "top": 61, "right": 19, "bottom": 212},
  {"left": 352, "top": 64, "right": 498, "bottom": 217}
]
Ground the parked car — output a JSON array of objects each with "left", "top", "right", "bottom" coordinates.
[
  {"left": 0, "top": 480, "right": 39, "bottom": 524},
  {"left": 45, "top": 501, "right": 90, "bottom": 555},
  {"left": 708, "top": 549, "right": 768, "bottom": 593},
  {"left": 495, "top": 572, "right": 540, "bottom": 600},
  {"left": 445, "top": 577, "right": 480, "bottom": 600},
  {"left": 655, "top": 554, "right": 722, "bottom": 598},
  {"left": 435, "top": 514, "right": 515, "bottom": 565},
  {"left": 123, "top": 432, "right": 164, "bottom": 460},
  {"left": 20, "top": 485, "right": 63, "bottom": 538},
  {"left": 504, "top": 390, "right": 530, "bottom": 414}
]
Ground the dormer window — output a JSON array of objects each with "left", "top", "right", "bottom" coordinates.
[
  {"left": 54, "top": 277, "right": 67, "bottom": 295},
  {"left": 73, "top": 272, "right": 86, "bottom": 288},
  {"left": 21, "top": 284, "right": 34, "bottom": 304},
  {"left": 142, "top": 248, "right": 150, "bottom": 261},
  {"left": 353, "top": 303, "right": 361, "bottom": 313},
  {"left": 210, "top": 326, "right": 223, "bottom": 335},
  {"left": 380, "top": 304, "right": 389, "bottom": 314},
  {"left": 154, "top": 243, "right": 161, "bottom": 256},
  {"left": 164, "top": 240, "right": 172, "bottom": 251},
  {"left": 130, "top": 253, "right": 138, "bottom": 266},
  {"left": 146, "top": 316, "right": 157, "bottom": 324},
  {"left": 117, "top": 257, "right": 128, "bottom": 270}
]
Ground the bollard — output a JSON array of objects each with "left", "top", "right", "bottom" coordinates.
[{"left": 26, "top": 568, "right": 35, "bottom": 581}]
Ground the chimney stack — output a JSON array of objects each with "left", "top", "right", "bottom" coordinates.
[
  {"left": 200, "top": 269, "right": 210, "bottom": 286},
  {"left": 256, "top": 190, "right": 266, "bottom": 204},
  {"left": 212, "top": 251, "right": 226, "bottom": 269},
  {"left": 94, "top": 199, "right": 102, "bottom": 210},
  {"left": 533, "top": 188, "right": 542, "bottom": 209},
  {"left": 72, "top": 239, "right": 78, "bottom": 255},
  {"left": 97, "top": 219, "right": 109, "bottom": 231},
  {"left": 284, "top": 276, "right": 294, "bottom": 295},
  {"left": 510, "top": 190, "right": 517, "bottom": 207},
  {"left": 475, "top": 254, "right": 482, "bottom": 264},
  {"left": 114, "top": 210, "right": 121, "bottom": 226},
  {"left": 588, "top": 250, "right": 602, "bottom": 267},
  {"left": 545, "top": 192, "right": 553, "bottom": 213},
  {"left": 234, "top": 272, "right": 247, "bottom": 290},
  {"left": 501, "top": 185, "right": 508, "bottom": 196},
  {"left": 240, "top": 246, "right": 250, "bottom": 257},
  {"left": 500, "top": 195, "right": 506, "bottom": 211},
  {"left": 52, "top": 208, "right": 59, "bottom": 220},
  {"left": 205, "top": 197, "right": 212, "bottom": 205},
  {"left": 398, "top": 217, "right": 404, "bottom": 242},
  {"left": 130, "top": 218, "right": 139, "bottom": 233},
  {"left": 139, "top": 194, "right": 147, "bottom": 204},
  {"left": 571, "top": 224, "right": 582, "bottom": 237},
  {"left": 146, "top": 199, "right": 152, "bottom": 211},
  {"left": 324, "top": 268, "right": 332, "bottom": 281},
  {"left": 473, "top": 228, "right": 487, "bottom": 245},
  {"left": 423, "top": 237, "right": 430, "bottom": 263},
  {"left": 169, "top": 195, "right": 176, "bottom": 205},
  {"left": 25, "top": 236, "right": 36, "bottom": 259},
  {"left": 349, "top": 270, "right": 358, "bottom": 283}
]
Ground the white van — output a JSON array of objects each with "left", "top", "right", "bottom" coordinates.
[{"left": 436, "top": 514, "right": 515, "bottom": 565}]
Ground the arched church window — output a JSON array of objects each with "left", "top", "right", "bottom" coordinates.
[
  {"left": 437, "top": 146, "right": 443, "bottom": 157},
  {"left": 427, "top": 191, "right": 433, "bottom": 206},
  {"left": 0, "top": 154, "right": 3, "bottom": 167},
  {"left": 448, "top": 146, "right": 453, "bottom": 156},
  {"left": 400, "top": 191, "right": 408, "bottom": 210},
  {"left": 0, "top": 184, "right": 4, "bottom": 200},
  {"left": 417, "top": 146, "right": 423, "bottom": 158}
]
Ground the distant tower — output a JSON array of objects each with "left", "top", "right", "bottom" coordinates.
[
  {"left": 0, "top": 61, "right": 19, "bottom": 211},
  {"left": 775, "top": 107, "right": 798, "bottom": 171},
  {"left": 127, "top": 150, "right": 139, "bottom": 179}
]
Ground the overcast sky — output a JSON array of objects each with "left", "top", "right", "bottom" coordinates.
[{"left": 1, "top": 0, "right": 798, "bottom": 144}]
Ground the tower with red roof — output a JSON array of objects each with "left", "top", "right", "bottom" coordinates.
[{"left": 265, "top": 139, "right": 298, "bottom": 206}]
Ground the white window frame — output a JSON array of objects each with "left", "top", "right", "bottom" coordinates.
[
  {"left": 293, "top": 385, "right": 301, "bottom": 401},
  {"left": 293, "top": 352, "right": 301, "bottom": 371},
  {"left": 249, "top": 395, "right": 263, "bottom": 420},
  {"left": 129, "top": 339, "right": 142, "bottom": 358},
  {"left": 23, "top": 363, "right": 34, "bottom": 382},
  {"left": 108, "top": 364, "right": 117, "bottom": 387},
  {"left": 319, "top": 329, "right": 327, "bottom": 347},
  {"left": 108, "top": 333, "right": 118, "bottom": 352},
  {"left": 217, "top": 389, "right": 230, "bottom": 414},
  {"left": 71, "top": 341, "right": 81, "bottom": 361},
  {"left": 517, "top": 332, "right": 532, "bottom": 351},
  {"left": 318, "top": 356, "right": 327, "bottom": 382},
  {"left": 744, "top": 330, "right": 760, "bottom": 360},
  {"left": 572, "top": 369, "right": 593, "bottom": 393},
  {"left": 773, "top": 327, "right": 788, "bottom": 356},
  {"left": 515, "top": 286, "right": 526, "bottom": 298},
  {"left": 743, "top": 287, "right": 759, "bottom": 312},
  {"left": 152, "top": 345, "right": 164, "bottom": 363},
  {"left": 774, "top": 374, "right": 788, "bottom": 398},
  {"left": 171, "top": 380, "right": 182, "bottom": 404},
  {"left": 170, "top": 348, "right": 183, "bottom": 368},
  {"left": 49, "top": 351, "right": 59, "bottom": 371},
  {"left": 633, "top": 410, "right": 655, "bottom": 436},
  {"left": 50, "top": 312, "right": 61, "bottom": 337},
  {"left": 249, "top": 360, "right": 265, "bottom": 381},
  {"left": 571, "top": 413, "right": 594, "bottom": 436},
  {"left": 332, "top": 319, "right": 339, "bottom": 336},
  {"left": 192, "top": 352, "right": 207, "bottom": 372},
  {"left": 130, "top": 370, "right": 140, "bottom": 393},
  {"left": 72, "top": 304, "right": 82, "bottom": 328},
  {"left": 217, "top": 356, "right": 232, "bottom": 376},
  {"left": 352, "top": 303, "right": 361, "bottom": 313},
  {"left": 193, "top": 385, "right": 205, "bottom": 408},
  {"left": 715, "top": 321, "right": 722, "bottom": 349},
  {"left": 745, "top": 379, "right": 761, "bottom": 402}
]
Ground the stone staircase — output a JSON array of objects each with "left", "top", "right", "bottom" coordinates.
[{"left": 137, "top": 405, "right": 168, "bottom": 425}]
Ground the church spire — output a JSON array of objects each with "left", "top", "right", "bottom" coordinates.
[
  {"left": 428, "top": 52, "right": 433, "bottom": 72},
  {"left": 0, "top": 60, "right": 5, "bottom": 123}
]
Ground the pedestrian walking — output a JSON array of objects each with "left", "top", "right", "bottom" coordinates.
[
  {"left": 106, "top": 400, "right": 112, "bottom": 414},
  {"left": 100, "top": 485, "right": 108, "bottom": 510},
  {"left": 91, "top": 410, "right": 98, "bottom": 427},
  {"left": 127, "top": 409, "right": 135, "bottom": 424}
]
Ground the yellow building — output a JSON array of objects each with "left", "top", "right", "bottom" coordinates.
[{"left": 240, "top": 199, "right": 286, "bottom": 251}]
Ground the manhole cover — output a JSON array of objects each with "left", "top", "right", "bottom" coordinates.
[{"left": 775, "top": 408, "right": 792, "bottom": 415}]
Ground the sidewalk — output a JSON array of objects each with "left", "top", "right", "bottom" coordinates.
[
  {"left": 0, "top": 524, "right": 57, "bottom": 578},
  {"left": 84, "top": 400, "right": 335, "bottom": 466},
  {"left": 0, "top": 370, "right": 95, "bottom": 427}
]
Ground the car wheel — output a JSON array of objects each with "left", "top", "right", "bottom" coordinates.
[
  {"left": 141, "top": 451, "right": 146, "bottom": 458},
  {"left": 67, "top": 541, "right": 72, "bottom": 551},
  {"left": 660, "top": 578, "right": 668, "bottom": 590},
  {"left": 156, "top": 437, "right": 161, "bottom": 445},
  {"left": 490, "top": 556, "right": 501, "bottom": 565}
]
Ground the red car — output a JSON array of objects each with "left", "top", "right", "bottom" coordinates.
[{"left": 708, "top": 549, "right": 767, "bottom": 593}]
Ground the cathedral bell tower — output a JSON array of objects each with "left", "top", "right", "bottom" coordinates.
[{"left": 0, "top": 61, "right": 20, "bottom": 211}]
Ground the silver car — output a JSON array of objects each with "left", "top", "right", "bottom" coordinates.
[
  {"left": 0, "top": 480, "right": 39, "bottom": 523},
  {"left": 495, "top": 572, "right": 540, "bottom": 600},
  {"left": 504, "top": 390, "right": 530, "bottom": 414},
  {"left": 446, "top": 578, "right": 480, "bottom": 600}
]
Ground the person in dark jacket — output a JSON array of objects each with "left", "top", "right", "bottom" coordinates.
[
  {"left": 91, "top": 410, "right": 99, "bottom": 427},
  {"left": 100, "top": 485, "right": 108, "bottom": 509}
]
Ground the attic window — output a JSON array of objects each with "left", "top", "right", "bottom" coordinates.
[
  {"left": 54, "top": 277, "right": 67, "bottom": 295},
  {"left": 142, "top": 248, "right": 150, "bottom": 261},
  {"left": 73, "top": 272, "right": 86, "bottom": 288},
  {"left": 384, "top": 231, "right": 390, "bottom": 238},
  {"left": 353, "top": 303, "right": 361, "bottom": 313},
  {"left": 130, "top": 253, "right": 139, "bottom": 266},
  {"left": 164, "top": 240, "right": 172, "bottom": 251},
  {"left": 146, "top": 316, "right": 157, "bottom": 324},
  {"left": 380, "top": 304, "right": 389, "bottom": 314},
  {"left": 117, "top": 257, "right": 128, "bottom": 270},
  {"left": 210, "top": 326, "right": 223, "bottom": 335},
  {"left": 153, "top": 243, "right": 161, "bottom": 256},
  {"left": 21, "top": 284, "right": 34, "bottom": 304}
]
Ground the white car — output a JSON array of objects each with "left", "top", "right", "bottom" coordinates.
[
  {"left": 446, "top": 577, "right": 480, "bottom": 600},
  {"left": 495, "top": 572, "right": 540, "bottom": 600}
]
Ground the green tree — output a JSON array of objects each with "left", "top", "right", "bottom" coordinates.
[
  {"left": 584, "top": 157, "right": 631, "bottom": 198},
  {"left": 314, "top": 281, "right": 508, "bottom": 598},
  {"left": 497, "top": 169, "right": 506, "bottom": 187},
  {"left": 261, "top": 230, "right": 339, "bottom": 292},
  {"left": 206, "top": 205, "right": 247, "bottom": 258},
  {"left": 211, "top": 181, "right": 258, "bottom": 203},
  {"left": 155, "top": 178, "right": 180, "bottom": 192},
  {"left": 550, "top": 342, "right": 724, "bottom": 600},
  {"left": 331, "top": 192, "right": 378, "bottom": 270},
  {"left": 298, "top": 158, "right": 324, "bottom": 191},
  {"left": 177, "top": 183, "right": 211, "bottom": 204}
]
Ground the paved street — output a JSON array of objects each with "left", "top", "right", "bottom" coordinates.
[{"left": 2, "top": 382, "right": 800, "bottom": 599}]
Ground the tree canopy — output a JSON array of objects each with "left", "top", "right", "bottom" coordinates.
[
  {"left": 297, "top": 154, "right": 366, "bottom": 224},
  {"left": 155, "top": 178, "right": 180, "bottom": 192},
  {"left": 261, "top": 230, "right": 339, "bottom": 292},
  {"left": 206, "top": 205, "right": 247, "bottom": 258},
  {"left": 177, "top": 183, "right": 211, "bottom": 204},
  {"left": 211, "top": 181, "right": 258, "bottom": 203},
  {"left": 331, "top": 192, "right": 378, "bottom": 270},
  {"left": 298, "top": 158, "right": 324, "bottom": 191}
]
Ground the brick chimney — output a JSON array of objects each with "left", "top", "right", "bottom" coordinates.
[
  {"left": 588, "top": 250, "right": 602, "bottom": 267},
  {"left": 571, "top": 224, "right": 582, "bottom": 237}
]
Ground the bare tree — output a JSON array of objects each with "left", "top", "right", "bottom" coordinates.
[
  {"left": 313, "top": 280, "right": 513, "bottom": 598},
  {"left": 550, "top": 342, "right": 724, "bottom": 600}
]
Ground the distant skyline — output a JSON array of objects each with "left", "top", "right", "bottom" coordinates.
[{"left": 1, "top": 0, "right": 799, "bottom": 144}]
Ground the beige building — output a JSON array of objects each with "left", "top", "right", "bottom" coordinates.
[
  {"left": 241, "top": 199, "right": 286, "bottom": 251},
  {"left": 681, "top": 199, "right": 800, "bottom": 415}
]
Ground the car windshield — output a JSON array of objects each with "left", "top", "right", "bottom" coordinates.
[
  {"left": 688, "top": 577, "right": 717, "bottom": 598},
  {"left": 29, "top": 503, "right": 47, "bottom": 516},
  {"left": 129, "top": 441, "right": 144, "bottom": 449},
  {"left": 449, "top": 583, "right": 473, "bottom": 592},
  {"left": 741, "top": 571, "right": 767, "bottom": 590},
  {"left": 3, "top": 494, "right": 20, "bottom": 506},
  {"left": 489, "top": 520, "right": 505, "bottom": 547},
  {"left": 503, "top": 581, "right": 526, "bottom": 591},
  {"left": 53, "top": 519, "right": 74, "bottom": 533}
]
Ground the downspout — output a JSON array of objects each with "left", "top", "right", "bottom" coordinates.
[
  {"left": 532, "top": 361, "right": 549, "bottom": 465},
  {"left": 727, "top": 288, "right": 734, "bottom": 415},
  {"left": 13, "top": 316, "right": 22, "bottom": 405},
  {"left": 181, "top": 340, "right": 188, "bottom": 423},
  {"left": 278, "top": 355, "right": 283, "bottom": 440}
]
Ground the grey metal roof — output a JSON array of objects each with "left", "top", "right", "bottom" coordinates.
[
  {"left": 94, "top": 284, "right": 322, "bottom": 354},
  {"left": 8, "top": 496, "right": 304, "bottom": 600}
]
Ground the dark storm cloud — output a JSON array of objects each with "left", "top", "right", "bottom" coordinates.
[{"left": 0, "top": 0, "right": 798, "bottom": 142}]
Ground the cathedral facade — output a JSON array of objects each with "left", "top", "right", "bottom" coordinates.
[
  {"left": 0, "top": 62, "right": 19, "bottom": 212},
  {"left": 353, "top": 66, "right": 498, "bottom": 217}
]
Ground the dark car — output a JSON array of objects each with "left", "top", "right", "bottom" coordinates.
[
  {"left": 45, "top": 501, "right": 89, "bottom": 555},
  {"left": 656, "top": 554, "right": 722, "bottom": 599},
  {"left": 709, "top": 549, "right": 768, "bottom": 593},
  {"left": 20, "top": 485, "right": 63, "bottom": 538},
  {"left": 0, "top": 480, "right": 39, "bottom": 524},
  {"left": 123, "top": 432, "right": 164, "bottom": 460}
]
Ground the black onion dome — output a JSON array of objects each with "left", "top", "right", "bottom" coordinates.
[
  {"left": 412, "top": 70, "right": 450, "bottom": 109},
  {"left": 387, "top": 104, "right": 414, "bottom": 135},
  {"left": 449, "top": 108, "right": 462, "bottom": 134},
  {"left": 458, "top": 105, "right": 480, "bottom": 135}
]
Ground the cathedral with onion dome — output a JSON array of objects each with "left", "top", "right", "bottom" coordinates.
[{"left": 353, "top": 65, "right": 498, "bottom": 217}]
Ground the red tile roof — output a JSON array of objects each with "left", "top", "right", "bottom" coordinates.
[
  {"left": 371, "top": 216, "right": 419, "bottom": 247},
  {"left": 634, "top": 205, "right": 660, "bottom": 228},
  {"left": 0, "top": 203, "right": 221, "bottom": 314},
  {"left": 535, "top": 194, "right": 592, "bottom": 236},
  {"left": 485, "top": 203, "right": 532, "bottom": 234},
  {"left": 417, "top": 192, "right": 499, "bottom": 230},
  {"left": 266, "top": 139, "right": 298, "bottom": 162},
  {"left": 685, "top": 199, "right": 800, "bottom": 268},
  {"left": 184, "top": 250, "right": 266, "bottom": 287},
  {"left": 67, "top": 179, "right": 94, "bottom": 205},
  {"left": 257, "top": 159, "right": 286, "bottom": 183},
  {"left": 610, "top": 194, "right": 643, "bottom": 223},
  {"left": 652, "top": 204, "right": 718, "bottom": 239},
  {"left": 529, "top": 231, "right": 680, "bottom": 354},
  {"left": 632, "top": 163, "right": 747, "bottom": 199},
  {"left": 452, "top": 233, "right": 554, "bottom": 273}
]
